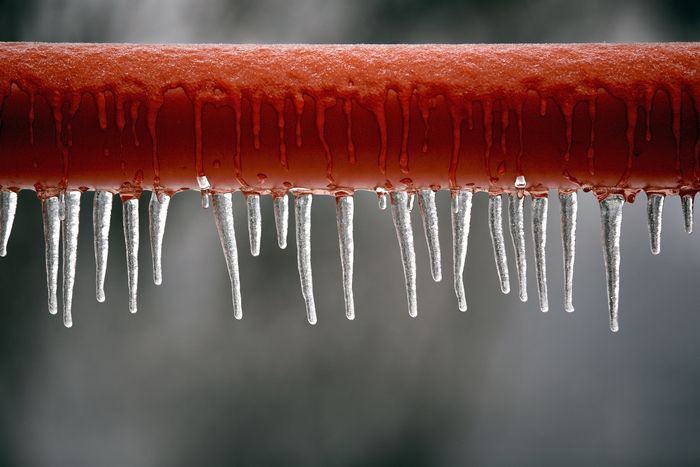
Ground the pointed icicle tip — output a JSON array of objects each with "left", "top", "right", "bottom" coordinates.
[
  {"left": 559, "top": 191, "right": 577, "bottom": 313},
  {"left": 123, "top": 198, "right": 140, "bottom": 314},
  {"left": 488, "top": 194, "right": 510, "bottom": 295},
  {"left": 247, "top": 194, "right": 261, "bottom": 257},
  {"left": 295, "top": 194, "right": 317, "bottom": 325},
  {"left": 532, "top": 196, "right": 549, "bottom": 312},
  {"left": 418, "top": 189, "right": 442, "bottom": 282},
  {"left": 336, "top": 195, "right": 355, "bottom": 320},
  {"left": 599, "top": 194, "right": 625, "bottom": 332},
  {"left": 62, "top": 191, "right": 81, "bottom": 328},
  {"left": 42, "top": 196, "right": 60, "bottom": 316},
  {"left": 682, "top": 194, "right": 694, "bottom": 234},
  {"left": 391, "top": 191, "right": 418, "bottom": 317},
  {"left": 451, "top": 189, "right": 473, "bottom": 312},
  {"left": 0, "top": 191, "right": 18, "bottom": 257},
  {"left": 508, "top": 193, "right": 527, "bottom": 302},
  {"left": 646, "top": 194, "right": 664, "bottom": 255},
  {"left": 273, "top": 194, "right": 289, "bottom": 249},
  {"left": 212, "top": 193, "right": 243, "bottom": 319},
  {"left": 149, "top": 191, "right": 170, "bottom": 285},
  {"left": 93, "top": 191, "right": 113, "bottom": 302}
]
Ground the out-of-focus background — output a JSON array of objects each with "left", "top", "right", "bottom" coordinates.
[{"left": 1, "top": 1, "right": 700, "bottom": 465}]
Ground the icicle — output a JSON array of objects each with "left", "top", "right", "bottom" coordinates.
[
  {"left": 508, "top": 194, "right": 527, "bottom": 302},
  {"left": 295, "top": 194, "right": 317, "bottom": 324},
  {"left": 246, "top": 194, "right": 261, "bottom": 256},
  {"left": 408, "top": 192, "right": 415, "bottom": 212},
  {"left": 197, "top": 175, "right": 211, "bottom": 209},
  {"left": 148, "top": 191, "right": 170, "bottom": 285},
  {"left": 391, "top": 192, "right": 418, "bottom": 317},
  {"left": 273, "top": 194, "right": 288, "bottom": 249},
  {"left": 58, "top": 191, "right": 65, "bottom": 221},
  {"left": 418, "top": 189, "right": 442, "bottom": 282},
  {"left": 212, "top": 193, "right": 242, "bottom": 319},
  {"left": 0, "top": 191, "right": 18, "bottom": 257},
  {"left": 559, "top": 192, "right": 577, "bottom": 313},
  {"left": 646, "top": 194, "right": 664, "bottom": 255},
  {"left": 93, "top": 191, "right": 113, "bottom": 302},
  {"left": 376, "top": 188, "right": 387, "bottom": 210},
  {"left": 451, "top": 189, "right": 473, "bottom": 311},
  {"left": 122, "top": 198, "right": 139, "bottom": 314},
  {"left": 532, "top": 196, "right": 549, "bottom": 312},
  {"left": 682, "top": 194, "right": 694, "bottom": 234},
  {"left": 599, "top": 194, "right": 625, "bottom": 332},
  {"left": 336, "top": 195, "right": 355, "bottom": 320},
  {"left": 42, "top": 196, "right": 60, "bottom": 316},
  {"left": 488, "top": 194, "right": 510, "bottom": 294},
  {"left": 62, "top": 191, "right": 81, "bottom": 328}
]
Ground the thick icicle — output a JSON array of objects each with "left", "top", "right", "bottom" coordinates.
[
  {"left": 295, "top": 194, "right": 317, "bottom": 324},
  {"left": 488, "top": 194, "right": 510, "bottom": 294},
  {"left": 336, "top": 195, "right": 355, "bottom": 320},
  {"left": 451, "top": 189, "right": 473, "bottom": 311},
  {"left": 418, "top": 189, "right": 442, "bottom": 282},
  {"left": 273, "top": 194, "right": 288, "bottom": 249},
  {"left": 508, "top": 194, "right": 527, "bottom": 302},
  {"left": 148, "top": 192, "right": 170, "bottom": 285},
  {"left": 42, "top": 196, "right": 60, "bottom": 316},
  {"left": 599, "top": 194, "right": 625, "bottom": 332},
  {"left": 247, "top": 194, "right": 261, "bottom": 256},
  {"left": 0, "top": 191, "right": 18, "bottom": 257},
  {"left": 559, "top": 192, "right": 577, "bottom": 312},
  {"left": 212, "top": 193, "right": 242, "bottom": 319},
  {"left": 532, "top": 196, "right": 549, "bottom": 312},
  {"left": 93, "top": 191, "right": 113, "bottom": 302},
  {"left": 391, "top": 191, "right": 418, "bottom": 317},
  {"left": 62, "top": 191, "right": 81, "bottom": 328},
  {"left": 647, "top": 194, "right": 664, "bottom": 255},
  {"left": 682, "top": 194, "right": 693, "bottom": 234},
  {"left": 122, "top": 198, "right": 139, "bottom": 314}
]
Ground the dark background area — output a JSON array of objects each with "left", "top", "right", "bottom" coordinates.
[{"left": 1, "top": 1, "right": 700, "bottom": 466}]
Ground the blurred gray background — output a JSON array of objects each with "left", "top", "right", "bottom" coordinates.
[{"left": 1, "top": 0, "right": 700, "bottom": 465}]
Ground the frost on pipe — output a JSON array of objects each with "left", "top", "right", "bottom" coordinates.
[{"left": 0, "top": 43, "right": 699, "bottom": 331}]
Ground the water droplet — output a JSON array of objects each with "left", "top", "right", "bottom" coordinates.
[{"left": 514, "top": 175, "right": 526, "bottom": 188}]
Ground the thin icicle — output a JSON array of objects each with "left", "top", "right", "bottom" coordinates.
[
  {"left": 247, "top": 194, "right": 261, "bottom": 256},
  {"left": 122, "top": 198, "right": 139, "bottom": 314},
  {"left": 532, "top": 196, "right": 549, "bottom": 312},
  {"left": 295, "top": 194, "right": 316, "bottom": 324},
  {"left": 93, "top": 191, "right": 113, "bottom": 302},
  {"left": 647, "top": 194, "right": 664, "bottom": 255},
  {"left": 418, "top": 189, "right": 442, "bottom": 282},
  {"left": 336, "top": 195, "right": 355, "bottom": 320},
  {"left": 682, "top": 194, "right": 693, "bottom": 234},
  {"left": 42, "top": 196, "right": 60, "bottom": 316},
  {"left": 58, "top": 191, "right": 66, "bottom": 221},
  {"left": 148, "top": 192, "right": 170, "bottom": 285},
  {"left": 451, "top": 189, "right": 473, "bottom": 311},
  {"left": 559, "top": 191, "right": 577, "bottom": 313},
  {"left": 62, "top": 191, "right": 81, "bottom": 328},
  {"left": 408, "top": 192, "right": 415, "bottom": 212},
  {"left": 508, "top": 193, "right": 527, "bottom": 302},
  {"left": 391, "top": 191, "right": 418, "bottom": 317},
  {"left": 212, "top": 193, "right": 242, "bottom": 319},
  {"left": 0, "top": 191, "right": 17, "bottom": 257},
  {"left": 273, "top": 194, "right": 288, "bottom": 249},
  {"left": 197, "top": 175, "right": 211, "bottom": 209},
  {"left": 599, "top": 194, "right": 625, "bottom": 332},
  {"left": 376, "top": 188, "right": 387, "bottom": 210},
  {"left": 488, "top": 194, "right": 510, "bottom": 294}
]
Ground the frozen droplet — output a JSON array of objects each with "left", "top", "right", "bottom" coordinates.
[
  {"left": 488, "top": 194, "right": 510, "bottom": 294},
  {"left": 532, "top": 196, "right": 549, "bottom": 312},
  {"left": 93, "top": 191, "right": 113, "bottom": 302},
  {"left": 62, "top": 191, "right": 81, "bottom": 328},
  {"left": 148, "top": 191, "right": 170, "bottom": 285},
  {"left": 201, "top": 192, "right": 211, "bottom": 209},
  {"left": 295, "top": 194, "right": 317, "bottom": 324},
  {"left": 514, "top": 175, "right": 527, "bottom": 188},
  {"left": 336, "top": 195, "right": 355, "bottom": 320},
  {"left": 418, "top": 189, "right": 442, "bottom": 282},
  {"left": 508, "top": 193, "right": 527, "bottom": 302},
  {"left": 451, "top": 189, "right": 473, "bottom": 311},
  {"left": 391, "top": 192, "right": 417, "bottom": 317},
  {"left": 197, "top": 175, "right": 211, "bottom": 209},
  {"left": 42, "top": 196, "right": 60, "bottom": 316},
  {"left": 559, "top": 191, "right": 577, "bottom": 313},
  {"left": 212, "top": 193, "right": 242, "bottom": 319},
  {"left": 646, "top": 194, "right": 664, "bottom": 255},
  {"left": 273, "top": 194, "right": 288, "bottom": 249},
  {"left": 376, "top": 188, "right": 387, "bottom": 210},
  {"left": 682, "top": 194, "right": 693, "bottom": 234},
  {"left": 246, "top": 194, "right": 261, "bottom": 256},
  {"left": 0, "top": 191, "right": 18, "bottom": 257},
  {"left": 599, "top": 194, "right": 625, "bottom": 332},
  {"left": 122, "top": 198, "right": 139, "bottom": 314}
]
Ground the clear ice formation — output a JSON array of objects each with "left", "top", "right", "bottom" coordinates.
[
  {"left": 418, "top": 189, "right": 442, "bottom": 282},
  {"left": 336, "top": 195, "right": 355, "bottom": 320},
  {"left": 682, "top": 194, "right": 693, "bottom": 234},
  {"left": 148, "top": 192, "right": 170, "bottom": 285},
  {"left": 391, "top": 191, "right": 418, "bottom": 318},
  {"left": 41, "top": 196, "right": 60, "bottom": 316},
  {"left": 488, "top": 194, "right": 511, "bottom": 295},
  {"left": 273, "top": 194, "right": 288, "bottom": 249},
  {"left": 62, "top": 191, "right": 81, "bottom": 328},
  {"left": 123, "top": 198, "right": 139, "bottom": 314},
  {"left": 646, "top": 194, "right": 664, "bottom": 255},
  {"left": 93, "top": 191, "right": 113, "bottom": 303},
  {"left": 508, "top": 193, "right": 528, "bottom": 302},
  {"left": 0, "top": 191, "right": 17, "bottom": 257},
  {"left": 376, "top": 189, "right": 388, "bottom": 210},
  {"left": 295, "top": 194, "right": 317, "bottom": 324},
  {"left": 559, "top": 192, "right": 577, "bottom": 313},
  {"left": 451, "top": 189, "right": 473, "bottom": 312},
  {"left": 599, "top": 194, "right": 625, "bottom": 332},
  {"left": 247, "top": 193, "right": 261, "bottom": 256},
  {"left": 532, "top": 197, "right": 549, "bottom": 312},
  {"left": 212, "top": 193, "right": 243, "bottom": 319}
]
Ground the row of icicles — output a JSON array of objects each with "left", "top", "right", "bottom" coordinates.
[{"left": 0, "top": 178, "right": 692, "bottom": 331}]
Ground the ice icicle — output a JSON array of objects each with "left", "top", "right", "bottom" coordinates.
[
  {"left": 122, "top": 198, "right": 139, "bottom": 314},
  {"left": 0, "top": 191, "right": 17, "bottom": 257},
  {"left": 42, "top": 196, "right": 60, "bottom": 315},
  {"left": 295, "top": 194, "right": 317, "bottom": 324},
  {"left": 197, "top": 175, "right": 211, "bottom": 209},
  {"left": 646, "top": 194, "right": 664, "bottom": 255},
  {"left": 247, "top": 194, "right": 261, "bottom": 256},
  {"left": 148, "top": 192, "right": 170, "bottom": 285},
  {"left": 599, "top": 194, "right": 625, "bottom": 332},
  {"left": 62, "top": 191, "right": 81, "bottom": 328},
  {"left": 488, "top": 194, "right": 510, "bottom": 294},
  {"left": 408, "top": 192, "right": 415, "bottom": 212},
  {"left": 212, "top": 193, "right": 242, "bottom": 319},
  {"left": 418, "top": 189, "right": 442, "bottom": 282},
  {"left": 559, "top": 192, "right": 577, "bottom": 313},
  {"left": 273, "top": 194, "right": 288, "bottom": 249},
  {"left": 532, "top": 196, "right": 549, "bottom": 312},
  {"left": 336, "top": 195, "right": 355, "bottom": 320},
  {"left": 508, "top": 194, "right": 527, "bottom": 302},
  {"left": 682, "top": 194, "right": 693, "bottom": 234},
  {"left": 93, "top": 191, "right": 113, "bottom": 302},
  {"left": 391, "top": 191, "right": 418, "bottom": 317},
  {"left": 451, "top": 189, "right": 473, "bottom": 311},
  {"left": 376, "top": 189, "right": 387, "bottom": 210}
]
